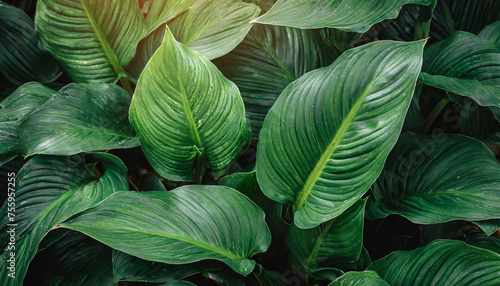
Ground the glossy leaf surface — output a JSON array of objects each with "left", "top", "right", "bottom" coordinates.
[
  {"left": 61, "top": 185, "right": 271, "bottom": 275},
  {"left": 130, "top": 27, "right": 251, "bottom": 181},
  {"left": 329, "top": 271, "right": 389, "bottom": 286},
  {"left": 368, "top": 133, "right": 500, "bottom": 223},
  {"left": 257, "top": 40, "right": 425, "bottom": 228}
]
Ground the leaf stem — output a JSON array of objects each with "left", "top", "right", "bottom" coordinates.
[
  {"left": 193, "top": 146, "right": 205, "bottom": 184},
  {"left": 423, "top": 98, "right": 450, "bottom": 133},
  {"left": 119, "top": 77, "right": 134, "bottom": 95}
]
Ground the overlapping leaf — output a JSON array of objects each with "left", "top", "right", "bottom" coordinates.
[
  {"left": 214, "top": 24, "right": 338, "bottom": 137},
  {"left": 286, "top": 199, "right": 366, "bottom": 273},
  {"left": 139, "top": 0, "right": 197, "bottom": 34},
  {"left": 35, "top": 0, "right": 145, "bottom": 83},
  {"left": 480, "top": 21, "right": 500, "bottom": 49},
  {"left": 60, "top": 185, "right": 271, "bottom": 275},
  {"left": 368, "top": 240, "right": 500, "bottom": 285},
  {"left": 368, "top": 133, "right": 500, "bottom": 223},
  {"left": 419, "top": 32, "right": 500, "bottom": 108},
  {"left": 329, "top": 271, "right": 389, "bottom": 286},
  {"left": 0, "top": 153, "right": 128, "bottom": 286},
  {"left": 129, "top": 27, "right": 251, "bottom": 181},
  {"left": 0, "top": 2, "right": 59, "bottom": 85},
  {"left": 169, "top": 0, "right": 260, "bottom": 60},
  {"left": 0, "top": 83, "right": 139, "bottom": 158},
  {"left": 256, "top": 40, "right": 426, "bottom": 228},
  {"left": 253, "top": 0, "right": 432, "bottom": 32}
]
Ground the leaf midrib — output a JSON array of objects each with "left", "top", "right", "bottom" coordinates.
[
  {"left": 80, "top": 0, "right": 124, "bottom": 77},
  {"left": 305, "top": 220, "right": 334, "bottom": 269},
  {"left": 294, "top": 77, "right": 379, "bottom": 211}
]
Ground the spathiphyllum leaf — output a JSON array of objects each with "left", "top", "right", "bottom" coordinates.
[
  {"left": 0, "top": 2, "right": 60, "bottom": 85},
  {"left": 252, "top": 0, "right": 433, "bottom": 32},
  {"left": 0, "top": 153, "right": 128, "bottom": 286},
  {"left": 60, "top": 185, "right": 271, "bottom": 275},
  {"left": 139, "top": 0, "right": 197, "bottom": 34},
  {"left": 127, "top": 0, "right": 260, "bottom": 79},
  {"left": 368, "top": 240, "right": 500, "bottom": 286},
  {"left": 367, "top": 133, "right": 500, "bottom": 224},
  {"left": 35, "top": 0, "right": 145, "bottom": 83},
  {"left": 214, "top": 24, "right": 338, "bottom": 138},
  {"left": 0, "top": 83, "right": 139, "bottom": 158},
  {"left": 129, "top": 27, "right": 251, "bottom": 181},
  {"left": 286, "top": 199, "right": 366, "bottom": 273},
  {"left": 468, "top": 235, "right": 500, "bottom": 255},
  {"left": 329, "top": 271, "right": 389, "bottom": 286},
  {"left": 474, "top": 219, "right": 500, "bottom": 236},
  {"left": 256, "top": 39, "right": 426, "bottom": 228},
  {"left": 113, "top": 251, "right": 225, "bottom": 283},
  {"left": 480, "top": 21, "right": 500, "bottom": 49},
  {"left": 169, "top": 0, "right": 260, "bottom": 60},
  {"left": 419, "top": 32, "right": 500, "bottom": 109}
]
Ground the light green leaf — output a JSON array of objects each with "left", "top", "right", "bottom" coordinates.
[
  {"left": 286, "top": 199, "right": 366, "bottom": 273},
  {"left": 368, "top": 133, "right": 500, "bottom": 224},
  {"left": 0, "top": 83, "right": 139, "bottom": 158},
  {"left": 0, "top": 2, "right": 60, "bottom": 85},
  {"left": 170, "top": 0, "right": 260, "bottom": 60},
  {"left": 419, "top": 31, "right": 500, "bottom": 109},
  {"left": 253, "top": 0, "right": 432, "bottom": 32},
  {"left": 60, "top": 185, "right": 271, "bottom": 275},
  {"left": 140, "top": 0, "right": 197, "bottom": 34},
  {"left": 368, "top": 240, "right": 500, "bottom": 286},
  {"left": 0, "top": 153, "right": 128, "bottom": 286},
  {"left": 214, "top": 24, "right": 338, "bottom": 137},
  {"left": 126, "top": 24, "right": 166, "bottom": 80},
  {"left": 480, "top": 21, "right": 500, "bottom": 48},
  {"left": 329, "top": 271, "right": 389, "bottom": 286},
  {"left": 35, "top": 0, "right": 145, "bottom": 83},
  {"left": 113, "top": 251, "right": 224, "bottom": 283},
  {"left": 256, "top": 40, "right": 426, "bottom": 228},
  {"left": 130, "top": 27, "right": 251, "bottom": 181}
]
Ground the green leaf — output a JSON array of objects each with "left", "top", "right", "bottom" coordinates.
[
  {"left": 0, "top": 2, "right": 60, "bottom": 85},
  {"left": 214, "top": 24, "right": 338, "bottom": 137},
  {"left": 459, "top": 101, "right": 500, "bottom": 145},
  {"left": 286, "top": 199, "right": 366, "bottom": 273},
  {"left": 0, "top": 83, "right": 139, "bottom": 158},
  {"left": 138, "top": 173, "right": 167, "bottom": 192},
  {"left": 419, "top": 31, "right": 500, "bottom": 109},
  {"left": 368, "top": 240, "right": 500, "bottom": 285},
  {"left": 474, "top": 220, "right": 500, "bottom": 236},
  {"left": 160, "top": 281, "right": 197, "bottom": 286},
  {"left": 0, "top": 82, "right": 54, "bottom": 159},
  {"left": 130, "top": 27, "right": 251, "bottom": 181},
  {"left": 368, "top": 132, "right": 500, "bottom": 224},
  {"left": 219, "top": 171, "right": 287, "bottom": 242},
  {"left": 46, "top": 231, "right": 113, "bottom": 286},
  {"left": 140, "top": 0, "right": 197, "bottom": 34},
  {"left": 480, "top": 21, "right": 500, "bottom": 48},
  {"left": 256, "top": 39, "right": 426, "bottom": 228},
  {"left": 253, "top": 0, "right": 433, "bottom": 32},
  {"left": 169, "top": 0, "right": 260, "bottom": 60},
  {"left": 60, "top": 185, "right": 271, "bottom": 275},
  {"left": 35, "top": 0, "right": 145, "bottom": 83},
  {"left": 126, "top": 24, "right": 166, "bottom": 80},
  {"left": 0, "top": 153, "right": 128, "bottom": 285},
  {"left": 468, "top": 235, "right": 500, "bottom": 255},
  {"left": 329, "top": 271, "right": 389, "bottom": 286},
  {"left": 113, "top": 251, "right": 224, "bottom": 283}
]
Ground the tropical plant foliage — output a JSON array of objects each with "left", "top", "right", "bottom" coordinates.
[{"left": 1, "top": 0, "right": 500, "bottom": 285}]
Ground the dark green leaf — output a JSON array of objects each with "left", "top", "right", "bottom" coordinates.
[
  {"left": 368, "top": 240, "right": 500, "bottom": 285},
  {"left": 256, "top": 40, "right": 426, "bottom": 228},
  {"left": 60, "top": 185, "right": 271, "bottom": 275},
  {"left": 130, "top": 27, "right": 251, "bottom": 181},
  {"left": 286, "top": 199, "right": 366, "bottom": 273},
  {"left": 468, "top": 235, "right": 500, "bottom": 255},
  {"left": 253, "top": 0, "right": 432, "bottom": 32},
  {"left": 214, "top": 24, "right": 338, "bottom": 137},
  {"left": 138, "top": 173, "right": 167, "bottom": 192},
  {"left": 368, "top": 133, "right": 500, "bottom": 224},
  {"left": 480, "top": 21, "right": 500, "bottom": 48},
  {"left": 112, "top": 251, "right": 224, "bottom": 283},
  {"left": 0, "top": 2, "right": 60, "bottom": 85},
  {"left": 474, "top": 220, "right": 500, "bottom": 236},
  {"left": 0, "top": 153, "right": 128, "bottom": 285}
]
